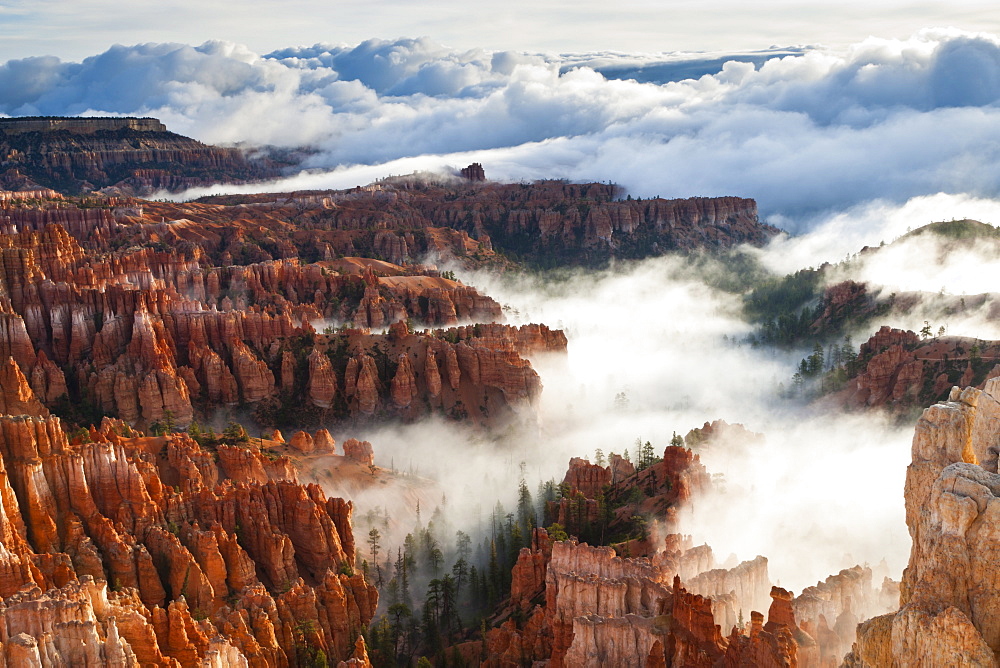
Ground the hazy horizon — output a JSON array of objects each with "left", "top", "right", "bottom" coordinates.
[{"left": 5, "top": 1, "right": 999, "bottom": 62}]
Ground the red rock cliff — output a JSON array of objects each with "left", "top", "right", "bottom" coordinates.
[{"left": 0, "top": 412, "right": 376, "bottom": 665}]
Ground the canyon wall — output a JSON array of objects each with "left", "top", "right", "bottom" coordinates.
[{"left": 0, "top": 117, "right": 280, "bottom": 195}]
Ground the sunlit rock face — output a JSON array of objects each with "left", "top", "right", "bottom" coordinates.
[
  {"left": 833, "top": 325, "right": 1000, "bottom": 412},
  {"left": 848, "top": 378, "right": 1000, "bottom": 667},
  {"left": 0, "top": 207, "right": 562, "bottom": 431},
  {"left": 0, "top": 414, "right": 377, "bottom": 665},
  {"left": 486, "top": 532, "right": 819, "bottom": 668},
  {"left": 485, "top": 442, "right": 900, "bottom": 668}
]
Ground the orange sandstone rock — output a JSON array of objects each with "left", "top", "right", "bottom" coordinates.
[{"left": 342, "top": 438, "right": 374, "bottom": 467}]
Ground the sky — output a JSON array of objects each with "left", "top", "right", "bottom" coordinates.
[{"left": 2, "top": 1, "right": 999, "bottom": 62}]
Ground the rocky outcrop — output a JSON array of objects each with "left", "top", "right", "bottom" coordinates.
[
  {"left": 307, "top": 348, "right": 338, "bottom": 408},
  {"left": 0, "top": 357, "right": 48, "bottom": 417},
  {"left": 836, "top": 326, "right": 1000, "bottom": 410},
  {"left": 181, "top": 180, "right": 777, "bottom": 269},
  {"left": 487, "top": 535, "right": 815, "bottom": 668},
  {"left": 510, "top": 529, "right": 552, "bottom": 611},
  {"left": 228, "top": 338, "right": 275, "bottom": 403},
  {"left": 342, "top": 439, "right": 374, "bottom": 467},
  {"left": 460, "top": 163, "right": 486, "bottom": 181},
  {"left": 390, "top": 353, "right": 416, "bottom": 408},
  {"left": 793, "top": 565, "right": 898, "bottom": 664},
  {"left": 684, "top": 419, "right": 762, "bottom": 451},
  {"left": 810, "top": 280, "right": 877, "bottom": 335},
  {"left": 535, "top": 539, "right": 673, "bottom": 667},
  {"left": 289, "top": 430, "right": 316, "bottom": 454},
  {"left": 0, "top": 413, "right": 376, "bottom": 665},
  {"left": 313, "top": 428, "right": 336, "bottom": 454},
  {"left": 849, "top": 378, "right": 1000, "bottom": 666},
  {"left": 562, "top": 457, "right": 612, "bottom": 499},
  {"left": 0, "top": 116, "right": 280, "bottom": 195},
  {"left": 686, "top": 555, "right": 772, "bottom": 635},
  {"left": 550, "top": 446, "right": 710, "bottom": 547}
]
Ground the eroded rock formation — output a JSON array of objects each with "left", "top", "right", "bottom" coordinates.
[
  {"left": 848, "top": 378, "right": 1000, "bottom": 666},
  {"left": 0, "top": 116, "right": 280, "bottom": 195},
  {"left": 0, "top": 210, "right": 559, "bottom": 430},
  {"left": 835, "top": 326, "right": 1000, "bottom": 411},
  {"left": 487, "top": 532, "right": 822, "bottom": 668},
  {"left": 0, "top": 413, "right": 376, "bottom": 665},
  {"left": 153, "top": 179, "right": 777, "bottom": 268},
  {"left": 549, "top": 445, "right": 710, "bottom": 549},
  {"left": 487, "top": 440, "right": 903, "bottom": 668}
]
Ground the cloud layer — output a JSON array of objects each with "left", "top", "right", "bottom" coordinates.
[
  {"left": 3, "top": 30, "right": 1000, "bottom": 225},
  {"left": 456, "top": 257, "right": 913, "bottom": 592}
]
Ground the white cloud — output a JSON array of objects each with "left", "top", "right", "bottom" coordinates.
[
  {"left": 755, "top": 193, "right": 1000, "bottom": 274},
  {"left": 4, "top": 29, "right": 1000, "bottom": 225}
]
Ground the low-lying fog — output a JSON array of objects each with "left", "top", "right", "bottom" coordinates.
[
  {"left": 463, "top": 253, "right": 912, "bottom": 594},
  {"left": 315, "top": 191, "right": 1000, "bottom": 598}
]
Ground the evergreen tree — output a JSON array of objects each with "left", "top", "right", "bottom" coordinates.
[
  {"left": 487, "top": 540, "right": 500, "bottom": 604},
  {"left": 516, "top": 476, "right": 535, "bottom": 542},
  {"left": 440, "top": 575, "right": 458, "bottom": 636},
  {"left": 452, "top": 556, "right": 469, "bottom": 597},
  {"left": 468, "top": 564, "right": 480, "bottom": 605},
  {"left": 640, "top": 440, "right": 655, "bottom": 469},
  {"left": 369, "top": 528, "right": 383, "bottom": 588}
]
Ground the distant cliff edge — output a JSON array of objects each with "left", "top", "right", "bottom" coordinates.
[
  {"left": 0, "top": 116, "right": 168, "bottom": 134},
  {"left": 0, "top": 115, "right": 284, "bottom": 195}
]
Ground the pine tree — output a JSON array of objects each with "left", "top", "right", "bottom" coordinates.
[
  {"left": 452, "top": 556, "right": 469, "bottom": 597},
  {"left": 641, "top": 440, "right": 655, "bottom": 469},
  {"left": 440, "top": 575, "right": 458, "bottom": 636},
  {"left": 369, "top": 528, "right": 383, "bottom": 588},
  {"left": 516, "top": 476, "right": 535, "bottom": 542},
  {"left": 487, "top": 540, "right": 500, "bottom": 605},
  {"left": 397, "top": 547, "right": 412, "bottom": 609}
]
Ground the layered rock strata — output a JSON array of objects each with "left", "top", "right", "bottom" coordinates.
[
  {"left": 848, "top": 378, "right": 1000, "bottom": 666},
  {"left": 0, "top": 116, "right": 280, "bottom": 195},
  {"left": 0, "top": 218, "right": 558, "bottom": 429},
  {"left": 0, "top": 413, "right": 376, "bottom": 665},
  {"left": 488, "top": 533, "right": 814, "bottom": 668},
  {"left": 157, "top": 179, "right": 778, "bottom": 268}
]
